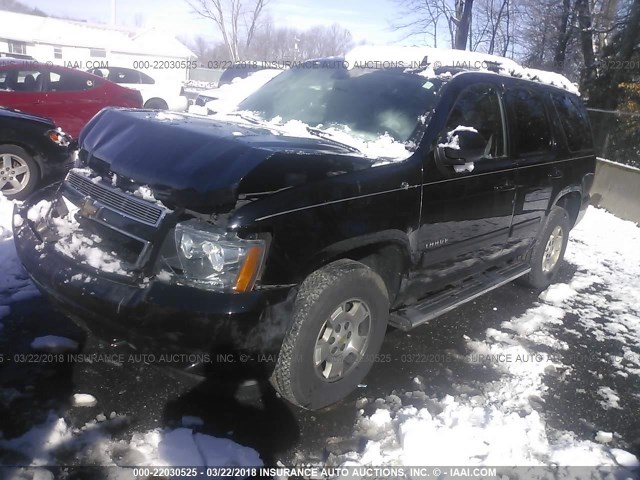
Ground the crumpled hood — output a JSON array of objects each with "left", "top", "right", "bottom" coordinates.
[{"left": 78, "top": 108, "right": 372, "bottom": 210}]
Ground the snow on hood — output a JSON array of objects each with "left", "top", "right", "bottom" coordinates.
[
  {"left": 254, "top": 116, "right": 412, "bottom": 164},
  {"left": 192, "top": 69, "right": 284, "bottom": 115},
  {"left": 345, "top": 45, "right": 580, "bottom": 96}
]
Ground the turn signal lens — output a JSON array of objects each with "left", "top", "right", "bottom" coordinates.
[{"left": 234, "top": 245, "right": 264, "bottom": 292}]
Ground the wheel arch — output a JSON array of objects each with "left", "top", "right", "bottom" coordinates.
[
  {"left": 551, "top": 187, "right": 582, "bottom": 228},
  {"left": 0, "top": 142, "right": 44, "bottom": 179},
  {"left": 303, "top": 231, "right": 412, "bottom": 306}
]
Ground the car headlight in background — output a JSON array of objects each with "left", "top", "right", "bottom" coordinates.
[{"left": 174, "top": 219, "right": 265, "bottom": 293}]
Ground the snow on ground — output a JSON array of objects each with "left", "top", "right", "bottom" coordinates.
[
  {"left": 333, "top": 207, "right": 640, "bottom": 471},
  {"left": 71, "top": 394, "right": 98, "bottom": 408},
  {"left": 0, "top": 196, "right": 40, "bottom": 315},
  {"left": 0, "top": 194, "right": 265, "bottom": 474},
  {"left": 30, "top": 335, "right": 79, "bottom": 353},
  {"left": 0, "top": 412, "right": 263, "bottom": 469},
  {"left": 2, "top": 187, "right": 640, "bottom": 472}
]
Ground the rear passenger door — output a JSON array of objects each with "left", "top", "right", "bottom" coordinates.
[
  {"left": 415, "top": 82, "right": 516, "bottom": 296},
  {"left": 42, "top": 68, "right": 106, "bottom": 136},
  {"left": 504, "top": 87, "right": 561, "bottom": 254}
]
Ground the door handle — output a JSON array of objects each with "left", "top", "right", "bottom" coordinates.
[
  {"left": 494, "top": 181, "right": 515, "bottom": 192},
  {"left": 548, "top": 168, "right": 563, "bottom": 179}
]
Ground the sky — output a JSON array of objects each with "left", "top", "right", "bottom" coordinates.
[{"left": 16, "top": 0, "right": 422, "bottom": 47}]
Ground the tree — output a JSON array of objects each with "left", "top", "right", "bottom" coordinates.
[
  {"left": 187, "top": 0, "right": 268, "bottom": 61},
  {"left": 453, "top": 0, "right": 474, "bottom": 49},
  {"left": 392, "top": 0, "right": 476, "bottom": 49},
  {"left": 187, "top": 22, "right": 354, "bottom": 64},
  {"left": 0, "top": 0, "right": 47, "bottom": 16},
  {"left": 469, "top": 0, "right": 512, "bottom": 55}
]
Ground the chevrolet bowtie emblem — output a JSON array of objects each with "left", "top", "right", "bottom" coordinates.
[{"left": 80, "top": 198, "right": 99, "bottom": 218}]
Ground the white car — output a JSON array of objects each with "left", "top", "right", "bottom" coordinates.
[
  {"left": 189, "top": 68, "right": 284, "bottom": 116},
  {"left": 88, "top": 67, "right": 188, "bottom": 112}
]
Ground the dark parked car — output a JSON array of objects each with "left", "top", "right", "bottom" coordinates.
[
  {"left": 13, "top": 53, "right": 595, "bottom": 410},
  {"left": 0, "top": 59, "right": 143, "bottom": 138},
  {"left": 0, "top": 106, "right": 75, "bottom": 200}
]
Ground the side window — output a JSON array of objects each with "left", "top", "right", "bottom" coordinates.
[
  {"left": 552, "top": 93, "right": 593, "bottom": 152},
  {"left": 0, "top": 71, "right": 8, "bottom": 91},
  {"left": 13, "top": 69, "right": 44, "bottom": 92},
  {"left": 139, "top": 71, "right": 155, "bottom": 84},
  {"left": 48, "top": 70, "right": 100, "bottom": 92},
  {"left": 504, "top": 88, "right": 552, "bottom": 155},
  {"left": 443, "top": 83, "right": 505, "bottom": 158},
  {"left": 109, "top": 69, "right": 140, "bottom": 84}
]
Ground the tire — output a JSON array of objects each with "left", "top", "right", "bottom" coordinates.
[
  {"left": 522, "top": 206, "right": 571, "bottom": 289},
  {"left": 144, "top": 98, "right": 169, "bottom": 110},
  {"left": 271, "top": 259, "right": 389, "bottom": 410},
  {"left": 0, "top": 145, "right": 40, "bottom": 201}
]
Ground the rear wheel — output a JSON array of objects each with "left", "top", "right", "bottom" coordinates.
[
  {"left": 271, "top": 259, "right": 389, "bottom": 410},
  {"left": 144, "top": 98, "right": 168, "bottom": 110},
  {"left": 0, "top": 145, "right": 39, "bottom": 200},
  {"left": 522, "top": 206, "right": 571, "bottom": 289}
]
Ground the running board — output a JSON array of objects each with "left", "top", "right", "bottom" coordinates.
[{"left": 389, "top": 263, "right": 531, "bottom": 331}]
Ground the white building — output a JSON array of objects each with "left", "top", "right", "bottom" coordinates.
[{"left": 0, "top": 10, "right": 196, "bottom": 84}]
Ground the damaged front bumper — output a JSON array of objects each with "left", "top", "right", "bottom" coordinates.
[{"left": 12, "top": 187, "right": 293, "bottom": 375}]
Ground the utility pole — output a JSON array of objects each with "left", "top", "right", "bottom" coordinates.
[{"left": 111, "top": 0, "right": 117, "bottom": 25}]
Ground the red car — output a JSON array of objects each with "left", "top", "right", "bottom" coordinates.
[{"left": 0, "top": 59, "right": 143, "bottom": 138}]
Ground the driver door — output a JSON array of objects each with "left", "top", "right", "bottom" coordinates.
[{"left": 414, "top": 82, "right": 516, "bottom": 296}]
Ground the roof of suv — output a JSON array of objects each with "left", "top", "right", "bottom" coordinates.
[{"left": 344, "top": 45, "right": 580, "bottom": 96}]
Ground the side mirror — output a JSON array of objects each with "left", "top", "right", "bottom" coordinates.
[{"left": 437, "top": 128, "right": 486, "bottom": 165}]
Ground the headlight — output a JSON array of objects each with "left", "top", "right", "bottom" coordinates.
[{"left": 174, "top": 219, "right": 265, "bottom": 292}]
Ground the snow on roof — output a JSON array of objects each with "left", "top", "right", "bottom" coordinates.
[
  {"left": 0, "top": 11, "right": 195, "bottom": 59},
  {"left": 345, "top": 45, "right": 580, "bottom": 95}
]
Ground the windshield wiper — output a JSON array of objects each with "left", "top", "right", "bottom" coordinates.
[
  {"left": 228, "top": 111, "right": 263, "bottom": 125},
  {"left": 305, "top": 127, "right": 361, "bottom": 153}
]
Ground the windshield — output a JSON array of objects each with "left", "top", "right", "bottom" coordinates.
[{"left": 238, "top": 62, "right": 442, "bottom": 143}]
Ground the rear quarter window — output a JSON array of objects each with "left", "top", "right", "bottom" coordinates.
[{"left": 551, "top": 93, "right": 594, "bottom": 152}]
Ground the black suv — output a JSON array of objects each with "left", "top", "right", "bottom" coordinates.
[{"left": 13, "top": 54, "right": 595, "bottom": 410}]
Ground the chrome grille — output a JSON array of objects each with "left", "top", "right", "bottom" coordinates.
[{"left": 65, "top": 171, "right": 165, "bottom": 226}]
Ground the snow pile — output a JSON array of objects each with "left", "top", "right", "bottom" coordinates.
[
  {"left": 597, "top": 387, "right": 622, "bottom": 410},
  {"left": 0, "top": 413, "right": 262, "bottom": 469},
  {"left": 30, "top": 335, "right": 79, "bottom": 353},
  {"left": 189, "top": 69, "right": 284, "bottom": 116},
  {"left": 44, "top": 196, "right": 125, "bottom": 275},
  {"left": 185, "top": 68, "right": 413, "bottom": 163},
  {"left": 336, "top": 207, "right": 639, "bottom": 469},
  {"left": 263, "top": 118, "right": 411, "bottom": 162},
  {"left": 0, "top": 195, "right": 39, "bottom": 311},
  {"left": 437, "top": 125, "right": 480, "bottom": 173},
  {"left": 71, "top": 394, "right": 98, "bottom": 408},
  {"left": 345, "top": 45, "right": 580, "bottom": 95}
]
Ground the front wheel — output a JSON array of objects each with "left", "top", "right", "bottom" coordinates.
[
  {"left": 522, "top": 206, "right": 571, "bottom": 289},
  {"left": 0, "top": 145, "right": 40, "bottom": 200},
  {"left": 271, "top": 259, "right": 389, "bottom": 410}
]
